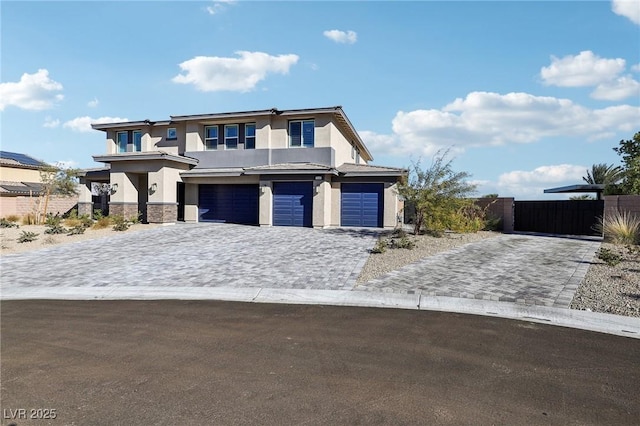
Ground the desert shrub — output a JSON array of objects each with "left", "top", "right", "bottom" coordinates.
[
  {"left": 483, "top": 215, "right": 502, "bottom": 231},
  {"left": 17, "top": 231, "right": 39, "bottom": 243},
  {"left": 45, "top": 213, "right": 62, "bottom": 226},
  {"left": 128, "top": 211, "right": 142, "bottom": 224},
  {"left": 65, "top": 208, "right": 78, "bottom": 219},
  {"left": 93, "top": 209, "right": 104, "bottom": 220},
  {"left": 67, "top": 225, "right": 86, "bottom": 235},
  {"left": 5, "top": 215, "right": 20, "bottom": 223},
  {"left": 371, "top": 238, "right": 388, "bottom": 254},
  {"left": 43, "top": 236, "right": 57, "bottom": 245},
  {"left": 63, "top": 218, "right": 82, "bottom": 228},
  {"left": 45, "top": 224, "right": 67, "bottom": 234},
  {"left": 392, "top": 228, "right": 408, "bottom": 239},
  {"left": 594, "top": 211, "right": 640, "bottom": 245},
  {"left": 92, "top": 217, "right": 112, "bottom": 229},
  {"left": 390, "top": 235, "right": 415, "bottom": 250},
  {"left": 79, "top": 214, "right": 93, "bottom": 228},
  {"left": 0, "top": 218, "right": 19, "bottom": 228},
  {"left": 21, "top": 213, "right": 36, "bottom": 225},
  {"left": 597, "top": 248, "right": 622, "bottom": 267},
  {"left": 111, "top": 215, "right": 131, "bottom": 231}
]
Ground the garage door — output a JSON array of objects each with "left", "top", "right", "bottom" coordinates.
[
  {"left": 198, "top": 184, "right": 259, "bottom": 225},
  {"left": 341, "top": 183, "right": 383, "bottom": 227},
  {"left": 273, "top": 182, "right": 313, "bottom": 227}
]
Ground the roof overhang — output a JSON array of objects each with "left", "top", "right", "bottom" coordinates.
[
  {"left": 91, "top": 120, "right": 153, "bottom": 131},
  {"left": 181, "top": 168, "right": 245, "bottom": 178},
  {"left": 543, "top": 184, "right": 605, "bottom": 194},
  {"left": 92, "top": 151, "right": 198, "bottom": 165}
]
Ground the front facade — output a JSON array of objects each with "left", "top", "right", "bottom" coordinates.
[{"left": 79, "top": 106, "right": 405, "bottom": 228}]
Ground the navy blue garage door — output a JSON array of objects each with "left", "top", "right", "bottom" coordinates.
[
  {"left": 341, "top": 183, "right": 383, "bottom": 227},
  {"left": 273, "top": 182, "right": 313, "bottom": 227},
  {"left": 199, "top": 184, "right": 259, "bottom": 225}
]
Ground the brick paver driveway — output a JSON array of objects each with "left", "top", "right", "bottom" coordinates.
[
  {"left": 0, "top": 224, "right": 378, "bottom": 291},
  {"left": 356, "top": 233, "right": 601, "bottom": 308}
]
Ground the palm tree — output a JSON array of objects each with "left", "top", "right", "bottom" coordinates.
[
  {"left": 583, "top": 163, "right": 623, "bottom": 185},
  {"left": 582, "top": 163, "right": 624, "bottom": 198}
]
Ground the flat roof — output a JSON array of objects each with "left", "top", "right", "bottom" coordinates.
[{"left": 544, "top": 184, "right": 605, "bottom": 194}]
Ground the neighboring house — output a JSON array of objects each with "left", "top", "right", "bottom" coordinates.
[
  {"left": 79, "top": 106, "right": 405, "bottom": 228},
  {"left": 0, "top": 151, "right": 77, "bottom": 218}
]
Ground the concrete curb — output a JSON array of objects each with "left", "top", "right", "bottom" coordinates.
[{"left": 2, "top": 286, "right": 638, "bottom": 339}]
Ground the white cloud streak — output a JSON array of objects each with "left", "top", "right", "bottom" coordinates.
[
  {"left": 43, "top": 116, "right": 60, "bottom": 128},
  {"left": 206, "top": 0, "right": 236, "bottom": 15},
  {"left": 612, "top": 0, "right": 640, "bottom": 25},
  {"left": 540, "top": 50, "right": 640, "bottom": 100},
  {"left": 87, "top": 97, "right": 99, "bottom": 108},
  {"left": 0, "top": 69, "right": 64, "bottom": 111},
  {"left": 172, "top": 51, "right": 299, "bottom": 92},
  {"left": 323, "top": 29, "right": 358, "bottom": 44},
  {"left": 63, "top": 116, "right": 129, "bottom": 133},
  {"left": 361, "top": 91, "right": 640, "bottom": 159}
]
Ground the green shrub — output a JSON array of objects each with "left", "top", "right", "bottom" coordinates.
[
  {"left": 390, "top": 235, "right": 415, "bottom": 250},
  {"left": 483, "top": 215, "right": 502, "bottom": 231},
  {"left": 79, "top": 214, "right": 93, "bottom": 228},
  {"left": 371, "top": 238, "right": 387, "bottom": 254},
  {"left": 93, "top": 209, "right": 104, "bottom": 220},
  {"left": 45, "top": 224, "right": 67, "bottom": 234},
  {"left": 17, "top": 231, "right": 39, "bottom": 243},
  {"left": 0, "top": 218, "right": 19, "bottom": 228},
  {"left": 594, "top": 211, "right": 640, "bottom": 245},
  {"left": 67, "top": 225, "right": 86, "bottom": 235},
  {"left": 111, "top": 215, "right": 131, "bottom": 232},
  {"left": 128, "top": 211, "right": 142, "bottom": 224},
  {"left": 596, "top": 248, "right": 622, "bottom": 267},
  {"left": 45, "top": 213, "right": 62, "bottom": 226}
]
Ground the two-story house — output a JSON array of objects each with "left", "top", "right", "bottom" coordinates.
[{"left": 78, "top": 106, "right": 405, "bottom": 228}]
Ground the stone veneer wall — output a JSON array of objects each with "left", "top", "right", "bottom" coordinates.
[
  {"left": 146, "top": 203, "right": 177, "bottom": 223},
  {"left": 109, "top": 203, "right": 139, "bottom": 220},
  {"left": 77, "top": 202, "right": 93, "bottom": 218}
]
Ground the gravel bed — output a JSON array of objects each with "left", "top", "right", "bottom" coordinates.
[
  {"left": 356, "top": 230, "right": 500, "bottom": 283},
  {"left": 571, "top": 243, "right": 640, "bottom": 318}
]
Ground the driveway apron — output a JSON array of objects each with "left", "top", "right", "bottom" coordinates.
[
  {"left": 356, "top": 234, "right": 601, "bottom": 308},
  {"left": 0, "top": 224, "right": 378, "bottom": 291}
]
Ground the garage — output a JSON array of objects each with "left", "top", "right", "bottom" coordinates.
[
  {"left": 341, "top": 183, "right": 383, "bottom": 227},
  {"left": 198, "top": 184, "right": 259, "bottom": 225},
  {"left": 273, "top": 182, "right": 313, "bottom": 227}
]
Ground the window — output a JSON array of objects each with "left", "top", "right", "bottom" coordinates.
[
  {"left": 245, "top": 123, "right": 256, "bottom": 149},
  {"left": 167, "top": 128, "right": 177, "bottom": 140},
  {"left": 132, "top": 130, "right": 142, "bottom": 152},
  {"left": 225, "top": 124, "right": 238, "bottom": 149},
  {"left": 289, "top": 120, "right": 314, "bottom": 147},
  {"left": 355, "top": 149, "right": 361, "bottom": 164},
  {"left": 204, "top": 126, "right": 218, "bottom": 150},
  {"left": 116, "top": 131, "right": 128, "bottom": 153}
]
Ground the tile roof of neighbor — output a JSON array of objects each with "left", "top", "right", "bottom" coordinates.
[
  {"left": 0, "top": 151, "right": 48, "bottom": 168},
  {"left": 0, "top": 182, "right": 44, "bottom": 195}
]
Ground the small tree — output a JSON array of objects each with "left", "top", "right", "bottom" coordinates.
[
  {"left": 613, "top": 131, "right": 640, "bottom": 194},
  {"left": 398, "top": 150, "right": 477, "bottom": 235},
  {"left": 35, "top": 164, "right": 80, "bottom": 224}
]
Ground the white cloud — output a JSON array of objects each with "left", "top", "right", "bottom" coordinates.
[
  {"left": 87, "top": 97, "right": 99, "bottom": 108},
  {"left": 323, "top": 29, "right": 358, "bottom": 44},
  {"left": 361, "top": 91, "right": 640, "bottom": 159},
  {"left": 540, "top": 50, "right": 640, "bottom": 100},
  {"left": 591, "top": 75, "right": 640, "bottom": 100},
  {"left": 43, "top": 116, "right": 60, "bottom": 128},
  {"left": 63, "top": 116, "right": 128, "bottom": 133},
  {"left": 55, "top": 160, "right": 79, "bottom": 169},
  {"left": 540, "top": 51, "right": 626, "bottom": 87},
  {"left": 491, "top": 164, "right": 588, "bottom": 199},
  {"left": 631, "top": 63, "right": 640, "bottom": 72},
  {"left": 206, "top": 0, "right": 236, "bottom": 15},
  {"left": 0, "top": 69, "right": 64, "bottom": 111},
  {"left": 612, "top": 0, "right": 640, "bottom": 25},
  {"left": 172, "top": 51, "right": 299, "bottom": 92}
]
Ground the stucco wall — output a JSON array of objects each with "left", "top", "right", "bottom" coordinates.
[{"left": 0, "top": 166, "right": 42, "bottom": 182}]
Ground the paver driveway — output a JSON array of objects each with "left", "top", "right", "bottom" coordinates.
[
  {"left": 0, "top": 224, "right": 378, "bottom": 291},
  {"left": 356, "top": 233, "right": 601, "bottom": 308}
]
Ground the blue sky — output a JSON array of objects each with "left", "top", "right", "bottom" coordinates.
[{"left": 1, "top": 0, "right": 639, "bottom": 199}]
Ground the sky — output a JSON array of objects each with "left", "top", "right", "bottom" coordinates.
[{"left": 1, "top": 0, "right": 639, "bottom": 199}]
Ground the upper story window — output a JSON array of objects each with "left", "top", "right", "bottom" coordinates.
[
  {"left": 289, "top": 120, "right": 314, "bottom": 148},
  {"left": 245, "top": 123, "right": 256, "bottom": 149},
  {"left": 132, "top": 130, "right": 142, "bottom": 152},
  {"left": 116, "top": 131, "right": 128, "bottom": 153},
  {"left": 204, "top": 126, "right": 218, "bottom": 150},
  {"left": 225, "top": 124, "right": 238, "bottom": 149}
]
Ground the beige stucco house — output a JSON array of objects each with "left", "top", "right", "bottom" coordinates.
[{"left": 79, "top": 106, "right": 405, "bottom": 228}]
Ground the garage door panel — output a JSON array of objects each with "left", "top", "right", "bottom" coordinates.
[
  {"left": 341, "top": 183, "right": 383, "bottom": 228},
  {"left": 273, "top": 182, "right": 313, "bottom": 227},
  {"left": 198, "top": 184, "right": 259, "bottom": 225}
]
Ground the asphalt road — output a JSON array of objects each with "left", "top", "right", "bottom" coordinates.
[{"left": 1, "top": 300, "right": 639, "bottom": 425}]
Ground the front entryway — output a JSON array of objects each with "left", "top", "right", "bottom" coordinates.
[
  {"left": 273, "top": 182, "right": 313, "bottom": 227},
  {"left": 198, "top": 184, "right": 259, "bottom": 225}
]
